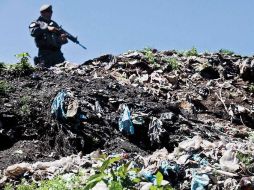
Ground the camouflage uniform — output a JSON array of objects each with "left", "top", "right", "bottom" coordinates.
[{"left": 29, "top": 16, "right": 68, "bottom": 67}]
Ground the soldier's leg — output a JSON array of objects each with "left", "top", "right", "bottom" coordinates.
[
  {"left": 38, "top": 50, "right": 54, "bottom": 68},
  {"left": 54, "top": 51, "right": 65, "bottom": 65}
]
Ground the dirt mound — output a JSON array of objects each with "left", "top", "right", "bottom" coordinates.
[{"left": 1, "top": 49, "right": 254, "bottom": 171}]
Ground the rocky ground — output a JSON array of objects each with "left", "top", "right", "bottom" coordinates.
[{"left": 1, "top": 48, "right": 254, "bottom": 189}]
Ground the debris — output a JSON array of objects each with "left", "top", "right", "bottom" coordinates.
[
  {"left": 1, "top": 49, "right": 254, "bottom": 188},
  {"left": 118, "top": 105, "right": 134, "bottom": 135}
]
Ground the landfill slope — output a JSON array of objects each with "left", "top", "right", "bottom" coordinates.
[{"left": 1, "top": 49, "right": 254, "bottom": 189}]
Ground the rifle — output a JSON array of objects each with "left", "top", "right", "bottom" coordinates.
[{"left": 58, "top": 26, "right": 87, "bottom": 50}]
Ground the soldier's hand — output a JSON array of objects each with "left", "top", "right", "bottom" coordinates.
[
  {"left": 60, "top": 34, "right": 68, "bottom": 41},
  {"left": 47, "top": 26, "right": 58, "bottom": 32}
]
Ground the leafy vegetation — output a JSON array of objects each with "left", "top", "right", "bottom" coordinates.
[
  {"left": 4, "top": 177, "right": 67, "bottom": 190},
  {"left": 219, "top": 49, "right": 235, "bottom": 55},
  {"left": 141, "top": 48, "right": 160, "bottom": 68},
  {"left": 185, "top": 47, "right": 198, "bottom": 57},
  {"left": 4, "top": 154, "right": 174, "bottom": 190},
  {"left": 9, "top": 52, "right": 35, "bottom": 75},
  {"left": 236, "top": 151, "right": 253, "bottom": 166},
  {"left": 163, "top": 57, "right": 180, "bottom": 70},
  {"left": 84, "top": 156, "right": 141, "bottom": 190},
  {"left": 150, "top": 172, "right": 173, "bottom": 190},
  {"left": 0, "top": 80, "right": 15, "bottom": 95},
  {"left": 19, "top": 96, "right": 31, "bottom": 116},
  {"left": 248, "top": 84, "right": 254, "bottom": 93}
]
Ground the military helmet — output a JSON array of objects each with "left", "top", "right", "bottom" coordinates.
[{"left": 40, "top": 4, "right": 52, "bottom": 12}]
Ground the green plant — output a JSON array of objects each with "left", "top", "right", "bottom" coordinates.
[
  {"left": 185, "top": 47, "right": 198, "bottom": 57},
  {"left": 0, "top": 80, "right": 15, "bottom": 95},
  {"left": 10, "top": 52, "right": 34, "bottom": 75},
  {"left": 4, "top": 179, "right": 37, "bottom": 190},
  {"left": 38, "top": 176, "right": 68, "bottom": 190},
  {"left": 164, "top": 58, "right": 180, "bottom": 70},
  {"left": 4, "top": 175, "right": 82, "bottom": 190},
  {"left": 149, "top": 172, "right": 173, "bottom": 190},
  {"left": 84, "top": 156, "right": 141, "bottom": 190},
  {"left": 174, "top": 50, "right": 184, "bottom": 57},
  {"left": 141, "top": 47, "right": 157, "bottom": 65},
  {"left": 249, "top": 84, "right": 254, "bottom": 93},
  {"left": 236, "top": 151, "right": 253, "bottom": 166},
  {"left": 4, "top": 183, "right": 13, "bottom": 190},
  {"left": 219, "top": 49, "right": 234, "bottom": 55},
  {"left": 19, "top": 96, "right": 31, "bottom": 116}
]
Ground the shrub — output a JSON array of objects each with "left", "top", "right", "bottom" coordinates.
[
  {"left": 219, "top": 49, "right": 234, "bottom": 55},
  {"left": 150, "top": 171, "right": 173, "bottom": 190},
  {"left": 186, "top": 47, "right": 198, "bottom": 57},
  {"left": 10, "top": 52, "right": 34, "bottom": 75},
  {"left": 164, "top": 57, "right": 180, "bottom": 70},
  {"left": 19, "top": 96, "right": 31, "bottom": 116},
  {"left": 249, "top": 84, "right": 254, "bottom": 93},
  {"left": 84, "top": 155, "right": 141, "bottom": 190},
  {"left": 141, "top": 47, "right": 157, "bottom": 65},
  {"left": 0, "top": 80, "right": 15, "bottom": 95}
]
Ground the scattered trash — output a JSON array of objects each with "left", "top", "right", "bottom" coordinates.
[
  {"left": 191, "top": 173, "right": 209, "bottom": 190},
  {"left": 2, "top": 49, "right": 254, "bottom": 189},
  {"left": 51, "top": 89, "right": 68, "bottom": 120},
  {"left": 148, "top": 117, "right": 165, "bottom": 145},
  {"left": 118, "top": 105, "right": 134, "bottom": 135}
]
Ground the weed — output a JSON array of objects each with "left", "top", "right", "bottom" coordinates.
[
  {"left": 175, "top": 50, "right": 184, "bottom": 57},
  {"left": 164, "top": 58, "right": 180, "bottom": 70},
  {"left": 10, "top": 52, "right": 34, "bottom": 75},
  {"left": 249, "top": 132, "right": 254, "bottom": 143},
  {"left": 0, "top": 80, "right": 15, "bottom": 95},
  {"left": 84, "top": 156, "right": 141, "bottom": 190},
  {"left": 141, "top": 47, "right": 157, "bottom": 65},
  {"left": 38, "top": 176, "right": 68, "bottom": 190},
  {"left": 249, "top": 84, "right": 254, "bottom": 93},
  {"left": 149, "top": 171, "right": 173, "bottom": 190},
  {"left": 219, "top": 49, "right": 234, "bottom": 55},
  {"left": 186, "top": 47, "right": 198, "bottom": 57},
  {"left": 236, "top": 151, "right": 253, "bottom": 166},
  {"left": 3, "top": 183, "right": 13, "bottom": 190},
  {"left": 4, "top": 176, "right": 80, "bottom": 190},
  {"left": 19, "top": 96, "right": 31, "bottom": 116}
]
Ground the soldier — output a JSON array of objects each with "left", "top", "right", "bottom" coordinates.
[{"left": 29, "top": 4, "right": 68, "bottom": 68}]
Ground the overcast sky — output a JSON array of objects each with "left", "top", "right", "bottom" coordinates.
[{"left": 0, "top": 0, "right": 254, "bottom": 64}]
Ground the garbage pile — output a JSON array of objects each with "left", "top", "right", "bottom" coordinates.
[{"left": 1, "top": 48, "right": 254, "bottom": 189}]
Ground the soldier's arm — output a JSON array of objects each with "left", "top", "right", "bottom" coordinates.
[
  {"left": 52, "top": 21, "right": 68, "bottom": 44},
  {"left": 29, "top": 22, "right": 47, "bottom": 37}
]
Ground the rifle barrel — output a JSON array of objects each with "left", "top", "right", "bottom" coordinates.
[{"left": 78, "top": 43, "right": 87, "bottom": 50}]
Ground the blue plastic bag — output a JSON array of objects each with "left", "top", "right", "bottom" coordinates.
[
  {"left": 118, "top": 105, "right": 134, "bottom": 135},
  {"left": 191, "top": 173, "right": 209, "bottom": 190},
  {"left": 51, "top": 90, "right": 67, "bottom": 120}
]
